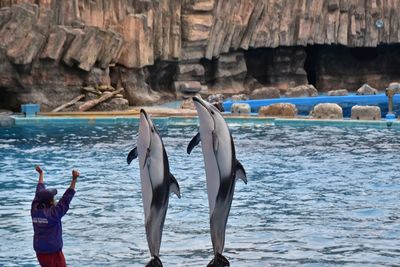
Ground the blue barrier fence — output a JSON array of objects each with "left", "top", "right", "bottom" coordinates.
[{"left": 223, "top": 94, "right": 400, "bottom": 117}]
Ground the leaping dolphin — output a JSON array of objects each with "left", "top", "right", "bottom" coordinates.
[
  {"left": 187, "top": 96, "right": 247, "bottom": 267},
  {"left": 127, "top": 109, "right": 181, "bottom": 267}
]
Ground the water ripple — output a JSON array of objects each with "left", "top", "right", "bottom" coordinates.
[{"left": 0, "top": 124, "right": 399, "bottom": 266}]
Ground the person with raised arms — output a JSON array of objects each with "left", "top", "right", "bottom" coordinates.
[{"left": 31, "top": 165, "right": 80, "bottom": 267}]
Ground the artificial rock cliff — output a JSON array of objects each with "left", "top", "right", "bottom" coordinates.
[{"left": 1, "top": 0, "right": 400, "bottom": 111}]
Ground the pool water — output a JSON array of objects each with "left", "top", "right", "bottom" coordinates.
[{"left": 0, "top": 122, "right": 399, "bottom": 266}]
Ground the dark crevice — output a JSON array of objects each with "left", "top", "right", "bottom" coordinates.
[
  {"left": 349, "top": 47, "right": 379, "bottom": 61},
  {"left": 200, "top": 57, "right": 218, "bottom": 85},
  {"left": 243, "top": 48, "right": 272, "bottom": 85},
  {"left": 304, "top": 45, "right": 318, "bottom": 87},
  {"left": 244, "top": 46, "right": 308, "bottom": 88},
  {"left": 0, "top": 89, "right": 19, "bottom": 111},
  {"left": 244, "top": 44, "right": 400, "bottom": 91},
  {"left": 147, "top": 60, "right": 179, "bottom": 93}
]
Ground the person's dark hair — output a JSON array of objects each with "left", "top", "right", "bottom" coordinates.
[
  {"left": 36, "top": 188, "right": 57, "bottom": 208},
  {"left": 37, "top": 198, "right": 54, "bottom": 209}
]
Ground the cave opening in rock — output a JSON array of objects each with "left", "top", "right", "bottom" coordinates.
[
  {"left": 304, "top": 45, "right": 318, "bottom": 87},
  {"left": 147, "top": 60, "right": 179, "bottom": 93},
  {"left": 349, "top": 47, "right": 379, "bottom": 61},
  {"left": 243, "top": 48, "right": 272, "bottom": 85},
  {"left": 200, "top": 57, "right": 219, "bottom": 87},
  {"left": 244, "top": 47, "right": 308, "bottom": 90},
  {"left": 0, "top": 90, "right": 18, "bottom": 111},
  {"left": 244, "top": 44, "right": 400, "bottom": 92},
  {"left": 312, "top": 44, "right": 400, "bottom": 91}
]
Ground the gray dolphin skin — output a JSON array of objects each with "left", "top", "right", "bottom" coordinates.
[
  {"left": 187, "top": 96, "right": 247, "bottom": 267},
  {"left": 127, "top": 109, "right": 181, "bottom": 267}
]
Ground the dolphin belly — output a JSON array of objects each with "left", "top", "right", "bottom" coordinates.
[
  {"left": 139, "top": 167, "right": 153, "bottom": 223},
  {"left": 201, "top": 131, "right": 221, "bottom": 215}
]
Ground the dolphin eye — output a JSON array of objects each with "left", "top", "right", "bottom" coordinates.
[
  {"left": 151, "top": 128, "right": 154, "bottom": 133},
  {"left": 211, "top": 111, "right": 215, "bottom": 115}
]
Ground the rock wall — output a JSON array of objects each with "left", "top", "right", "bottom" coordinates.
[
  {"left": 181, "top": 0, "right": 400, "bottom": 58},
  {"left": 1, "top": 0, "right": 400, "bottom": 110}
]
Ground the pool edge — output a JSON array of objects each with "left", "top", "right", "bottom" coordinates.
[{"left": 8, "top": 115, "right": 400, "bottom": 129}]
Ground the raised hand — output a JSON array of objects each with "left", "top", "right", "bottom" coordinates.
[
  {"left": 72, "top": 170, "right": 80, "bottom": 180},
  {"left": 35, "top": 166, "right": 43, "bottom": 174},
  {"left": 69, "top": 170, "right": 80, "bottom": 190}
]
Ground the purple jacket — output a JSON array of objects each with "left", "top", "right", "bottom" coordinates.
[{"left": 31, "top": 183, "right": 75, "bottom": 253}]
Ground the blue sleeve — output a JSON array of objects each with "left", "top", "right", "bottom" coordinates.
[
  {"left": 49, "top": 188, "right": 76, "bottom": 220},
  {"left": 35, "top": 183, "right": 45, "bottom": 196},
  {"left": 32, "top": 183, "right": 45, "bottom": 211}
]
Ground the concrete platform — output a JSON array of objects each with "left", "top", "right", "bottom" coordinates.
[
  {"left": 37, "top": 107, "right": 197, "bottom": 117},
  {"left": 0, "top": 115, "right": 14, "bottom": 127},
  {"left": 9, "top": 112, "right": 400, "bottom": 129}
]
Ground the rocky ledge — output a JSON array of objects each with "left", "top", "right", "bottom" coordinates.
[{"left": 1, "top": 1, "right": 400, "bottom": 111}]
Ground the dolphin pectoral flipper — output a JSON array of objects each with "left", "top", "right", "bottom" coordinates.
[
  {"left": 127, "top": 146, "right": 138, "bottom": 165},
  {"left": 187, "top": 132, "right": 201, "bottom": 154},
  {"left": 169, "top": 173, "right": 181, "bottom": 198},
  {"left": 143, "top": 147, "right": 151, "bottom": 169},
  {"left": 235, "top": 160, "right": 247, "bottom": 184},
  {"left": 212, "top": 130, "right": 219, "bottom": 153}
]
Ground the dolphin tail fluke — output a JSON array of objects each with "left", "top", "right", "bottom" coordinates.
[
  {"left": 127, "top": 146, "right": 138, "bottom": 165},
  {"left": 207, "top": 253, "right": 230, "bottom": 267},
  {"left": 145, "top": 256, "right": 163, "bottom": 267}
]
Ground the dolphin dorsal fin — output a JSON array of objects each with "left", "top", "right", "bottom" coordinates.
[
  {"left": 127, "top": 146, "right": 138, "bottom": 165},
  {"left": 187, "top": 132, "right": 201, "bottom": 154},
  {"left": 169, "top": 173, "right": 181, "bottom": 198},
  {"left": 235, "top": 160, "right": 247, "bottom": 184}
]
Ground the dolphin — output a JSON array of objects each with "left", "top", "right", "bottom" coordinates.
[
  {"left": 127, "top": 109, "right": 181, "bottom": 267},
  {"left": 187, "top": 96, "right": 247, "bottom": 267}
]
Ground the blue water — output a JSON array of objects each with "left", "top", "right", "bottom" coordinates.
[{"left": 1, "top": 123, "right": 400, "bottom": 266}]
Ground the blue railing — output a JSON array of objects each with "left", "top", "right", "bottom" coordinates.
[{"left": 223, "top": 94, "right": 400, "bottom": 117}]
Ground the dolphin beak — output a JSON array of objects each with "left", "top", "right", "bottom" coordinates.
[
  {"left": 193, "top": 96, "right": 218, "bottom": 116},
  {"left": 140, "top": 109, "right": 156, "bottom": 134},
  {"left": 140, "top": 109, "right": 148, "bottom": 118},
  {"left": 140, "top": 109, "right": 150, "bottom": 124},
  {"left": 192, "top": 96, "right": 209, "bottom": 110},
  {"left": 140, "top": 109, "right": 150, "bottom": 129},
  {"left": 192, "top": 96, "right": 202, "bottom": 103}
]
